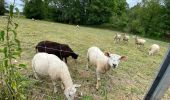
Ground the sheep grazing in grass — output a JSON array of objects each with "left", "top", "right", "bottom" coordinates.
[
  {"left": 36, "top": 41, "right": 78, "bottom": 63},
  {"left": 76, "top": 25, "right": 79, "bottom": 28},
  {"left": 149, "top": 44, "right": 160, "bottom": 56},
  {"left": 32, "top": 18, "right": 35, "bottom": 21},
  {"left": 122, "top": 33, "right": 129, "bottom": 43},
  {"left": 86, "top": 46, "right": 127, "bottom": 90},
  {"left": 32, "top": 53, "right": 81, "bottom": 100},
  {"left": 135, "top": 36, "right": 146, "bottom": 47},
  {"left": 114, "top": 33, "right": 121, "bottom": 43}
]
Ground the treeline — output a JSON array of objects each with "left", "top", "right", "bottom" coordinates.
[{"left": 24, "top": 0, "right": 127, "bottom": 25}]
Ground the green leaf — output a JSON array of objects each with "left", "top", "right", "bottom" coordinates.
[
  {"left": 11, "top": 30, "right": 17, "bottom": 39},
  {"left": 10, "top": 5, "right": 14, "bottom": 17},
  {"left": 3, "top": 47, "right": 7, "bottom": 57},
  {"left": 14, "top": 39, "right": 20, "bottom": 45},
  {"left": 19, "top": 64, "right": 27, "bottom": 69},
  {"left": 14, "top": 39, "right": 21, "bottom": 51},
  {"left": 11, "top": 55, "right": 17, "bottom": 59},
  {"left": 11, "top": 81, "right": 17, "bottom": 92},
  {"left": 20, "top": 93, "right": 26, "bottom": 99},
  {"left": 12, "top": 51, "right": 21, "bottom": 57},
  {"left": 0, "top": 31, "right": 5, "bottom": 41},
  {"left": 4, "top": 59, "right": 8, "bottom": 68},
  {"left": 14, "top": 23, "right": 18, "bottom": 29}
]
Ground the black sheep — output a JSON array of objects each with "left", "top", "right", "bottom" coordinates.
[{"left": 35, "top": 41, "right": 78, "bottom": 63}]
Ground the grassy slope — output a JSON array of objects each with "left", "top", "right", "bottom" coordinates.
[{"left": 0, "top": 17, "right": 169, "bottom": 100}]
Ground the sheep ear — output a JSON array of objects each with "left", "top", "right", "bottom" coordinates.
[
  {"left": 73, "top": 84, "right": 81, "bottom": 88},
  {"left": 120, "top": 56, "right": 127, "bottom": 61},
  {"left": 104, "top": 52, "right": 110, "bottom": 57}
]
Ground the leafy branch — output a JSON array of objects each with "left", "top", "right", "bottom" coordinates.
[{"left": 0, "top": 1, "right": 28, "bottom": 99}]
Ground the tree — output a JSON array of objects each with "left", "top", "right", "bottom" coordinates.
[
  {"left": 127, "top": 0, "right": 168, "bottom": 37},
  {"left": 0, "top": 0, "right": 5, "bottom": 15},
  {"left": 24, "top": 0, "right": 45, "bottom": 19},
  {"left": 163, "top": 0, "right": 170, "bottom": 34},
  {"left": 85, "top": 0, "right": 115, "bottom": 24},
  {"left": 48, "top": 0, "right": 118, "bottom": 25}
]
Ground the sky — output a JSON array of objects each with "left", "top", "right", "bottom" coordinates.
[
  {"left": 126, "top": 0, "right": 142, "bottom": 7},
  {"left": 6, "top": 0, "right": 142, "bottom": 12}
]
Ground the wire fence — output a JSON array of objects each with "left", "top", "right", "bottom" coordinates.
[
  {"left": 21, "top": 40, "right": 76, "bottom": 53},
  {"left": 36, "top": 45, "right": 75, "bottom": 54}
]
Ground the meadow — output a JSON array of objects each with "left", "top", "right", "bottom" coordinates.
[{"left": 0, "top": 17, "right": 169, "bottom": 100}]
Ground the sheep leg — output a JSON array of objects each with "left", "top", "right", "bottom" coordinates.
[
  {"left": 86, "top": 60, "right": 89, "bottom": 71},
  {"left": 60, "top": 57, "right": 63, "bottom": 61},
  {"left": 113, "top": 37, "right": 116, "bottom": 41},
  {"left": 86, "top": 55, "right": 89, "bottom": 71},
  {"left": 34, "top": 72, "right": 40, "bottom": 80},
  {"left": 114, "top": 38, "right": 117, "bottom": 43},
  {"left": 86, "top": 64, "right": 89, "bottom": 71},
  {"left": 116, "top": 39, "right": 118, "bottom": 43},
  {"left": 61, "top": 81, "right": 64, "bottom": 90},
  {"left": 52, "top": 80, "right": 57, "bottom": 93},
  {"left": 32, "top": 68, "right": 40, "bottom": 80},
  {"left": 96, "top": 69, "right": 101, "bottom": 90},
  {"left": 64, "top": 57, "right": 67, "bottom": 63}
]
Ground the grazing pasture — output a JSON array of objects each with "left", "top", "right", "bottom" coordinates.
[{"left": 0, "top": 17, "right": 169, "bottom": 100}]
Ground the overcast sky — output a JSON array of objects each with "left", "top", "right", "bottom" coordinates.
[{"left": 6, "top": 0, "right": 142, "bottom": 12}]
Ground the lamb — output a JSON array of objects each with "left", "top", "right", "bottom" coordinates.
[
  {"left": 32, "top": 53, "right": 81, "bottom": 100},
  {"left": 135, "top": 36, "right": 146, "bottom": 47},
  {"left": 36, "top": 40, "right": 78, "bottom": 63},
  {"left": 122, "top": 33, "right": 129, "bottom": 43},
  {"left": 149, "top": 44, "right": 160, "bottom": 56},
  {"left": 114, "top": 33, "right": 121, "bottom": 43},
  {"left": 86, "top": 46, "right": 127, "bottom": 90}
]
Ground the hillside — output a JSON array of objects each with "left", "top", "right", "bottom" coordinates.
[{"left": 0, "top": 17, "right": 169, "bottom": 100}]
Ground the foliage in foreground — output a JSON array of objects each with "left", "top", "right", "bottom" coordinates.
[{"left": 0, "top": 2, "right": 29, "bottom": 100}]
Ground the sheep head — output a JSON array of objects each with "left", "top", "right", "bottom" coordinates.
[
  {"left": 106, "top": 53, "right": 127, "bottom": 69},
  {"left": 64, "top": 84, "right": 81, "bottom": 100},
  {"left": 71, "top": 53, "right": 79, "bottom": 60}
]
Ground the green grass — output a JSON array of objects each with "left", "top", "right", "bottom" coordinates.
[{"left": 0, "top": 17, "right": 169, "bottom": 100}]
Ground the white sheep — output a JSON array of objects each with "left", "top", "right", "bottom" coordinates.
[
  {"left": 135, "top": 36, "right": 146, "bottom": 47},
  {"left": 32, "top": 53, "right": 81, "bottom": 100},
  {"left": 114, "top": 33, "right": 121, "bottom": 43},
  {"left": 76, "top": 25, "right": 79, "bottom": 28},
  {"left": 122, "top": 33, "right": 129, "bottom": 43},
  {"left": 32, "top": 18, "right": 35, "bottom": 21},
  {"left": 86, "top": 46, "right": 127, "bottom": 90},
  {"left": 149, "top": 44, "right": 160, "bottom": 56}
]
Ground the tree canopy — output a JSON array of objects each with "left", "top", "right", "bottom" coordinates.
[
  {"left": 0, "top": 0, "right": 5, "bottom": 15},
  {"left": 24, "top": 0, "right": 45, "bottom": 19}
]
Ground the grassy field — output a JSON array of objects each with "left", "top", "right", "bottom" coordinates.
[{"left": 0, "top": 17, "right": 169, "bottom": 100}]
